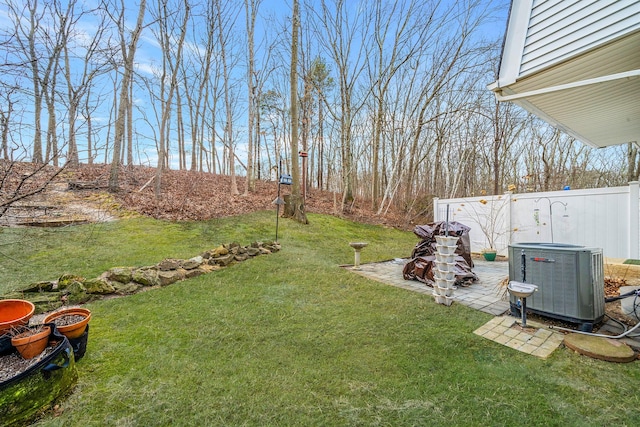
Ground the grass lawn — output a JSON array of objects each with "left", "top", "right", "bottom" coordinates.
[{"left": 2, "top": 212, "right": 639, "bottom": 426}]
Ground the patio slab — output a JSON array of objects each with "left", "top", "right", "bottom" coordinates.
[
  {"left": 473, "top": 315, "right": 564, "bottom": 359},
  {"left": 347, "top": 258, "right": 638, "bottom": 359},
  {"left": 347, "top": 258, "right": 563, "bottom": 356},
  {"left": 350, "top": 258, "right": 511, "bottom": 317}
]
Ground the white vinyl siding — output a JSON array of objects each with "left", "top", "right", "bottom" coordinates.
[
  {"left": 491, "top": 0, "right": 640, "bottom": 148},
  {"left": 520, "top": 0, "right": 640, "bottom": 76}
]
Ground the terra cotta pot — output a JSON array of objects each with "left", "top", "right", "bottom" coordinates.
[
  {"left": 11, "top": 325, "right": 51, "bottom": 359},
  {"left": 0, "top": 299, "right": 35, "bottom": 334},
  {"left": 44, "top": 308, "right": 91, "bottom": 339}
]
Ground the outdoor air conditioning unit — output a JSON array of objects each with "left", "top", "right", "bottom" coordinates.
[{"left": 508, "top": 243, "right": 605, "bottom": 331}]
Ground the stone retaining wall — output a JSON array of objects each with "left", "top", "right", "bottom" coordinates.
[{"left": 2, "top": 241, "right": 280, "bottom": 313}]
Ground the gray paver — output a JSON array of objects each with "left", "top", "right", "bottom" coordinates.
[
  {"left": 351, "top": 258, "right": 510, "bottom": 315},
  {"left": 348, "top": 258, "right": 567, "bottom": 358}
]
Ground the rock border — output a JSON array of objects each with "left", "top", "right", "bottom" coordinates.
[{"left": 2, "top": 241, "right": 280, "bottom": 314}]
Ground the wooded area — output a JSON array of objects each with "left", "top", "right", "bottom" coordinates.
[{"left": 0, "top": 0, "right": 637, "bottom": 221}]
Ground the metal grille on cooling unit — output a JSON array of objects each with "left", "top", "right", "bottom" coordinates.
[
  {"left": 591, "top": 250, "right": 605, "bottom": 320},
  {"left": 533, "top": 250, "right": 580, "bottom": 318},
  {"left": 508, "top": 243, "right": 605, "bottom": 326}
]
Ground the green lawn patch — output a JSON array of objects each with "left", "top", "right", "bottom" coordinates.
[
  {"left": 2, "top": 212, "right": 639, "bottom": 426},
  {"left": 623, "top": 259, "right": 640, "bottom": 265}
]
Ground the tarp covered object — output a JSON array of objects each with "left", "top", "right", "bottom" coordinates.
[{"left": 403, "top": 221, "right": 478, "bottom": 286}]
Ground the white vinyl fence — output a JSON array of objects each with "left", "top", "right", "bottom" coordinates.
[{"left": 433, "top": 182, "right": 640, "bottom": 260}]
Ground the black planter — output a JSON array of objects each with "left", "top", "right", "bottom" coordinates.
[
  {"left": 68, "top": 323, "right": 89, "bottom": 361},
  {"left": 0, "top": 333, "right": 12, "bottom": 356},
  {"left": 0, "top": 324, "right": 78, "bottom": 427}
]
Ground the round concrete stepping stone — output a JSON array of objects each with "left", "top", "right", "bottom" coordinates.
[{"left": 564, "top": 333, "right": 637, "bottom": 363}]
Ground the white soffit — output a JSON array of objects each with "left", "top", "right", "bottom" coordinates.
[{"left": 491, "top": 1, "right": 640, "bottom": 148}]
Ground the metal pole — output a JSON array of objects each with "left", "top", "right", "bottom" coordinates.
[
  {"left": 445, "top": 203, "right": 449, "bottom": 235},
  {"left": 302, "top": 154, "right": 306, "bottom": 200},
  {"left": 520, "top": 249, "right": 527, "bottom": 328},
  {"left": 520, "top": 249, "right": 526, "bottom": 282},
  {"left": 275, "top": 183, "right": 281, "bottom": 243},
  {"left": 549, "top": 203, "right": 554, "bottom": 243},
  {"left": 275, "top": 158, "right": 281, "bottom": 242},
  {"left": 520, "top": 249, "right": 528, "bottom": 327}
]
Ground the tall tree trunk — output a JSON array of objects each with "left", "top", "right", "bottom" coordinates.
[
  {"left": 217, "top": 0, "right": 239, "bottom": 195},
  {"left": 27, "top": 1, "right": 43, "bottom": 164},
  {"left": 63, "top": 39, "right": 78, "bottom": 167},
  {"left": 109, "top": 0, "right": 146, "bottom": 192},
  {"left": 318, "top": 99, "right": 324, "bottom": 189},
  {"left": 154, "top": 0, "right": 190, "bottom": 197},
  {"left": 284, "top": 0, "right": 307, "bottom": 224},
  {"left": 127, "top": 81, "right": 133, "bottom": 165},
  {"left": 177, "top": 92, "right": 185, "bottom": 170},
  {"left": 0, "top": 96, "right": 14, "bottom": 159},
  {"left": 243, "top": 0, "right": 259, "bottom": 194},
  {"left": 45, "top": 91, "right": 58, "bottom": 165},
  {"left": 85, "top": 93, "right": 93, "bottom": 164},
  {"left": 628, "top": 142, "right": 640, "bottom": 182}
]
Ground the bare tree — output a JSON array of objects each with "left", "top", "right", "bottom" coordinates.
[
  {"left": 314, "top": 0, "right": 372, "bottom": 210},
  {"left": 215, "top": 0, "right": 239, "bottom": 195},
  {"left": 259, "top": 88, "right": 288, "bottom": 174},
  {"left": 302, "top": 57, "right": 332, "bottom": 190},
  {"left": 0, "top": 86, "right": 18, "bottom": 160},
  {"left": 4, "top": 0, "right": 50, "bottom": 164},
  {"left": 283, "top": 0, "right": 307, "bottom": 223},
  {"left": 61, "top": 0, "right": 112, "bottom": 167},
  {"left": 627, "top": 142, "right": 640, "bottom": 182},
  {"left": 243, "top": 0, "right": 261, "bottom": 194},
  {"left": 368, "top": 0, "right": 427, "bottom": 210},
  {"left": 108, "top": 0, "right": 147, "bottom": 192},
  {"left": 251, "top": 42, "right": 277, "bottom": 181},
  {"left": 151, "top": 0, "right": 190, "bottom": 197},
  {"left": 0, "top": 160, "right": 68, "bottom": 222},
  {"left": 483, "top": 97, "right": 526, "bottom": 194},
  {"left": 175, "top": 1, "right": 218, "bottom": 173},
  {"left": 81, "top": 86, "right": 102, "bottom": 164},
  {"left": 0, "top": 0, "right": 631, "bottom": 221}
]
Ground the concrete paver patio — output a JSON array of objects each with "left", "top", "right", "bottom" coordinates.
[
  {"left": 348, "top": 257, "right": 640, "bottom": 359},
  {"left": 348, "top": 258, "right": 565, "bottom": 358},
  {"left": 349, "top": 258, "right": 512, "bottom": 316}
]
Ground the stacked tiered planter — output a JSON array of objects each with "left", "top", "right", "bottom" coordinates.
[{"left": 433, "top": 235, "right": 458, "bottom": 306}]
